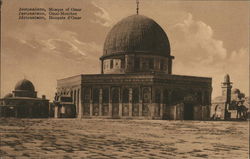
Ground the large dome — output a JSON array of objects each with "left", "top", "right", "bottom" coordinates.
[
  {"left": 14, "top": 79, "right": 35, "bottom": 92},
  {"left": 103, "top": 14, "right": 171, "bottom": 57}
]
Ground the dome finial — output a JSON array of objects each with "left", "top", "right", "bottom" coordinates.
[{"left": 136, "top": 0, "right": 139, "bottom": 15}]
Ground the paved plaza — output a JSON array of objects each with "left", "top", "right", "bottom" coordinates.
[{"left": 0, "top": 119, "right": 248, "bottom": 159}]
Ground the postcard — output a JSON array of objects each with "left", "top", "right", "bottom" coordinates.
[{"left": 0, "top": 0, "right": 249, "bottom": 158}]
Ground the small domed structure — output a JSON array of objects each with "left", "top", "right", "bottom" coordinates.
[
  {"left": 13, "top": 79, "right": 37, "bottom": 98},
  {"left": 15, "top": 79, "right": 35, "bottom": 92},
  {"left": 0, "top": 79, "right": 49, "bottom": 118}
]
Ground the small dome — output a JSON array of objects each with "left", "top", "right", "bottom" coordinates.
[
  {"left": 4, "top": 93, "right": 13, "bottom": 98},
  {"left": 103, "top": 14, "right": 171, "bottom": 57},
  {"left": 224, "top": 74, "right": 230, "bottom": 83},
  {"left": 14, "top": 79, "right": 35, "bottom": 92}
]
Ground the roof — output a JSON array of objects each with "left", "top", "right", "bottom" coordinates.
[
  {"left": 102, "top": 14, "right": 171, "bottom": 58},
  {"left": 57, "top": 73, "right": 212, "bottom": 89},
  {"left": 1, "top": 96, "right": 48, "bottom": 101},
  {"left": 14, "top": 79, "right": 35, "bottom": 92}
]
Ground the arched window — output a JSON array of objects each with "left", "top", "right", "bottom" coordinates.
[
  {"left": 111, "top": 88, "right": 119, "bottom": 103},
  {"left": 204, "top": 91, "right": 209, "bottom": 105},
  {"left": 132, "top": 88, "right": 139, "bottom": 103},
  {"left": 134, "top": 57, "right": 140, "bottom": 71},
  {"left": 171, "top": 90, "right": 183, "bottom": 105},
  {"left": 103, "top": 88, "right": 109, "bottom": 103},
  {"left": 197, "top": 91, "right": 202, "bottom": 104},
  {"left": 149, "top": 58, "right": 154, "bottom": 70},
  {"left": 110, "top": 60, "right": 113, "bottom": 69},
  {"left": 155, "top": 89, "right": 161, "bottom": 103},
  {"left": 143, "top": 88, "right": 151, "bottom": 103},
  {"left": 163, "top": 89, "right": 169, "bottom": 105},
  {"left": 122, "top": 88, "right": 129, "bottom": 103},
  {"left": 160, "top": 59, "right": 164, "bottom": 70},
  {"left": 93, "top": 88, "right": 99, "bottom": 103}
]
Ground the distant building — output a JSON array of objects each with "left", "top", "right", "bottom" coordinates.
[
  {"left": 0, "top": 79, "right": 49, "bottom": 118},
  {"left": 53, "top": 95, "right": 76, "bottom": 118},
  {"left": 211, "top": 74, "right": 248, "bottom": 120},
  {"left": 55, "top": 14, "right": 212, "bottom": 120}
]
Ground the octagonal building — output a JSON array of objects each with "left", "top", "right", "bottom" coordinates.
[{"left": 55, "top": 14, "right": 212, "bottom": 120}]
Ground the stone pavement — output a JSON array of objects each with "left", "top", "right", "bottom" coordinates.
[{"left": 0, "top": 119, "right": 248, "bottom": 159}]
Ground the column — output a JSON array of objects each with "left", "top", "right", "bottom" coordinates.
[
  {"left": 90, "top": 100, "right": 93, "bottom": 117},
  {"left": 78, "top": 88, "right": 82, "bottom": 118},
  {"left": 167, "top": 90, "right": 172, "bottom": 119},
  {"left": 74, "top": 90, "right": 76, "bottom": 105},
  {"left": 208, "top": 89, "right": 212, "bottom": 118},
  {"left": 139, "top": 100, "right": 143, "bottom": 116},
  {"left": 99, "top": 88, "right": 103, "bottom": 116},
  {"left": 101, "top": 60, "right": 104, "bottom": 74},
  {"left": 72, "top": 89, "right": 75, "bottom": 105},
  {"left": 54, "top": 106, "right": 58, "bottom": 118},
  {"left": 151, "top": 88, "right": 155, "bottom": 118},
  {"left": 109, "top": 87, "right": 112, "bottom": 117},
  {"left": 74, "top": 89, "right": 77, "bottom": 106},
  {"left": 81, "top": 88, "right": 84, "bottom": 117},
  {"left": 160, "top": 89, "right": 164, "bottom": 119},
  {"left": 174, "top": 105, "right": 176, "bottom": 120},
  {"left": 89, "top": 88, "right": 93, "bottom": 116},
  {"left": 139, "top": 87, "right": 142, "bottom": 116},
  {"left": 76, "top": 89, "right": 79, "bottom": 116},
  {"left": 125, "top": 55, "right": 128, "bottom": 72},
  {"left": 129, "top": 88, "right": 133, "bottom": 117}
]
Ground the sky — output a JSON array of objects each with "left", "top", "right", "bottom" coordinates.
[{"left": 1, "top": 0, "right": 249, "bottom": 101}]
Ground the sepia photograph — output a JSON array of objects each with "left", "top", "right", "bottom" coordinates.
[{"left": 0, "top": 0, "right": 249, "bottom": 158}]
